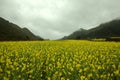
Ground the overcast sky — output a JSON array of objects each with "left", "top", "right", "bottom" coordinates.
[{"left": 0, "top": 0, "right": 120, "bottom": 39}]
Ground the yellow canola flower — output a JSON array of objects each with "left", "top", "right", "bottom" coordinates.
[
  {"left": 70, "top": 67, "right": 74, "bottom": 71},
  {"left": 97, "top": 66, "right": 102, "bottom": 70},
  {"left": 55, "top": 71, "right": 58, "bottom": 75},
  {"left": 76, "top": 64, "right": 81, "bottom": 68},
  {"left": 21, "top": 64, "right": 26, "bottom": 71},
  {"left": 61, "top": 77, "right": 65, "bottom": 80},
  {"left": 0, "top": 66, "right": 3, "bottom": 72},
  {"left": 112, "top": 64, "right": 116, "bottom": 69},
  {"left": 79, "top": 69, "right": 82, "bottom": 73},
  {"left": 80, "top": 75, "right": 86, "bottom": 80},
  {"left": 13, "top": 62, "right": 18, "bottom": 66},
  {"left": 29, "top": 75, "right": 32, "bottom": 78},
  {"left": 59, "top": 72, "right": 62, "bottom": 76},
  {"left": 6, "top": 59, "right": 12, "bottom": 65},
  {"left": 88, "top": 73, "right": 93, "bottom": 78},
  {"left": 0, "top": 40, "right": 120, "bottom": 80},
  {"left": 3, "top": 77, "right": 9, "bottom": 80},
  {"left": 16, "top": 67, "right": 19, "bottom": 71},
  {"left": 107, "top": 73, "right": 110, "bottom": 76},
  {"left": 6, "top": 71, "right": 10, "bottom": 75},
  {"left": 28, "top": 69, "right": 34, "bottom": 74},
  {"left": 18, "top": 75, "right": 21, "bottom": 78},
  {"left": 57, "top": 61, "right": 61, "bottom": 67},
  {"left": 47, "top": 77, "right": 51, "bottom": 80},
  {"left": 84, "top": 68, "right": 88, "bottom": 72},
  {"left": 114, "top": 70, "right": 119, "bottom": 75}
]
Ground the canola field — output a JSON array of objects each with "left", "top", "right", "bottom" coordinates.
[{"left": 0, "top": 40, "right": 120, "bottom": 80}]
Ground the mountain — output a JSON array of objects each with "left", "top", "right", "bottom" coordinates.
[
  {"left": 0, "top": 17, "right": 43, "bottom": 41},
  {"left": 61, "top": 19, "right": 120, "bottom": 40},
  {"left": 62, "top": 28, "right": 88, "bottom": 40}
]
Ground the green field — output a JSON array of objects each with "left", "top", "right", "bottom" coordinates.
[{"left": 0, "top": 40, "right": 120, "bottom": 80}]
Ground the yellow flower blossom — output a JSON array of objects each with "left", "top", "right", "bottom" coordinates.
[
  {"left": 88, "top": 73, "right": 93, "bottom": 78},
  {"left": 80, "top": 75, "right": 85, "bottom": 80},
  {"left": 76, "top": 64, "right": 81, "bottom": 68},
  {"left": 0, "top": 40, "right": 120, "bottom": 80},
  {"left": 114, "top": 70, "right": 119, "bottom": 75},
  {"left": 61, "top": 77, "right": 65, "bottom": 80}
]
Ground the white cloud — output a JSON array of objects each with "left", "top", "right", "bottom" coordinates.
[{"left": 0, "top": 0, "right": 120, "bottom": 39}]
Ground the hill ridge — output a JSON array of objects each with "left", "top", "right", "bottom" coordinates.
[
  {"left": 0, "top": 17, "right": 43, "bottom": 41},
  {"left": 61, "top": 19, "right": 120, "bottom": 40}
]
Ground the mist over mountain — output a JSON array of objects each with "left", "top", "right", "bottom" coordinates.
[
  {"left": 1, "top": 16, "right": 120, "bottom": 41},
  {"left": 0, "top": 17, "right": 43, "bottom": 41},
  {"left": 61, "top": 19, "right": 120, "bottom": 40}
]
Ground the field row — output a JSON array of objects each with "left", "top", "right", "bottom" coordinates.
[{"left": 0, "top": 40, "right": 120, "bottom": 80}]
